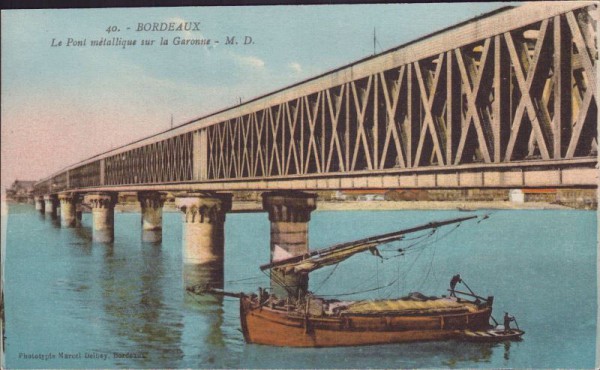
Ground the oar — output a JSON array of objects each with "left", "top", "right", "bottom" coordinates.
[
  {"left": 446, "top": 289, "right": 488, "bottom": 301},
  {"left": 461, "top": 279, "right": 477, "bottom": 297},
  {"left": 513, "top": 316, "right": 520, "bottom": 330}
]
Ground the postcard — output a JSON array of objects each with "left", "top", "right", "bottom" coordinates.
[{"left": 1, "top": 2, "right": 598, "bottom": 369}]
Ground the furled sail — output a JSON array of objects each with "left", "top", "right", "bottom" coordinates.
[{"left": 260, "top": 215, "right": 478, "bottom": 274}]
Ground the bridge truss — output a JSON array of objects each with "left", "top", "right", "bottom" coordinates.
[{"left": 35, "top": 3, "right": 598, "bottom": 194}]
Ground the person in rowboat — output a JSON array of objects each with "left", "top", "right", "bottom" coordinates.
[
  {"left": 503, "top": 312, "right": 515, "bottom": 333},
  {"left": 449, "top": 274, "right": 462, "bottom": 297}
]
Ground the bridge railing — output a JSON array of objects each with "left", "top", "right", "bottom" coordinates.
[{"left": 34, "top": 2, "right": 597, "bottom": 194}]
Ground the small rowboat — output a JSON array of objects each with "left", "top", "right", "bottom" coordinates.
[{"left": 461, "top": 328, "right": 525, "bottom": 342}]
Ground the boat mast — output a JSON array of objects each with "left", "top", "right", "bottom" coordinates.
[{"left": 260, "top": 215, "right": 478, "bottom": 271}]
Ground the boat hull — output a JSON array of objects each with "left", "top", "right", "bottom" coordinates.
[{"left": 240, "top": 297, "right": 492, "bottom": 347}]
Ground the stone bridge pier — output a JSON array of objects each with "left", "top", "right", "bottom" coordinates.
[
  {"left": 85, "top": 192, "right": 117, "bottom": 243},
  {"left": 262, "top": 191, "right": 317, "bottom": 299},
  {"left": 43, "top": 194, "right": 59, "bottom": 219},
  {"left": 138, "top": 191, "right": 166, "bottom": 243},
  {"left": 176, "top": 192, "right": 232, "bottom": 290},
  {"left": 58, "top": 192, "right": 79, "bottom": 228},
  {"left": 35, "top": 196, "right": 45, "bottom": 214}
]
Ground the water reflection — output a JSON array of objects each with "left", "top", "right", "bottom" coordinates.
[
  {"left": 181, "top": 259, "right": 229, "bottom": 367},
  {"left": 142, "top": 230, "right": 162, "bottom": 244},
  {"left": 504, "top": 340, "right": 511, "bottom": 360},
  {"left": 50, "top": 216, "right": 61, "bottom": 229},
  {"left": 239, "top": 336, "right": 497, "bottom": 369},
  {"left": 71, "top": 225, "right": 93, "bottom": 245},
  {"left": 75, "top": 207, "right": 83, "bottom": 227},
  {"left": 184, "top": 292, "right": 226, "bottom": 367},
  {"left": 439, "top": 339, "right": 518, "bottom": 368},
  {"left": 183, "top": 262, "right": 223, "bottom": 293},
  {"left": 102, "top": 241, "right": 115, "bottom": 258},
  {"left": 99, "top": 239, "right": 185, "bottom": 368},
  {"left": 441, "top": 341, "right": 494, "bottom": 368},
  {"left": 93, "top": 229, "right": 114, "bottom": 244},
  {"left": 184, "top": 294, "right": 225, "bottom": 347}
]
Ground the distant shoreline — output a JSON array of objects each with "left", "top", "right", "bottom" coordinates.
[
  {"left": 3, "top": 199, "right": 582, "bottom": 212},
  {"left": 313, "top": 200, "right": 570, "bottom": 211},
  {"left": 109, "top": 200, "right": 573, "bottom": 213}
]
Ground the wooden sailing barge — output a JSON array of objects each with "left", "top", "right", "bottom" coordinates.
[
  {"left": 240, "top": 294, "right": 493, "bottom": 347},
  {"left": 235, "top": 215, "right": 497, "bottom": 347}
]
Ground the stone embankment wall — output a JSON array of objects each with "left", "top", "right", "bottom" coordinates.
[
  {"left": 87, "top": 188, "right": 599, "bottom": 211},
  {"left": 555, "top": 189, "right": 597, "bottom": 210}
]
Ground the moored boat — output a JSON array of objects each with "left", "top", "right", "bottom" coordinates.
[
  {"left": 189, "top": 215, "right": 523, "bottom": 347},
  {"left": 239, "top": 292, "right": 493, "bottom": 347}
]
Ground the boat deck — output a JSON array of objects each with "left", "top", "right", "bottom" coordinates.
[{"left": 333, "top": 297, "right": 479, "bottom": 316}]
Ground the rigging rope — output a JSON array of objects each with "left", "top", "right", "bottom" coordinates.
[
  {"left": 322, "top": 220, "right": 468, "bottom": 299},
  {"left": 383, "top": 222, "right": 462, "bottom": 297},
  {"left": 318, "top": 277, "right": 400, "bottom": 298},
  {"left": 376, "top": 229, "right": 437, "bottom": 259},
  {"left": 378, "top": 229, "right": 437, "bottom": 258},
  {"left": 225, "top": 276, "right": 265, "bottom": 283},
  {"left": 254, "top": 217, "right": 479, "bottom": 299},
  {"left": 417, "top": 226, "right": 441, "bottom": 291},
  {"left": 313, "top": 263, "right": 340, "bottom": 293}
]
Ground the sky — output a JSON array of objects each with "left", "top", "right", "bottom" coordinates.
[{"left": 1, "top": 3, "right": 517, "bottom": 191}]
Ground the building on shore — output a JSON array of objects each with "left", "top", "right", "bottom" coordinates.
[{"left": 5, "top": 180, "right": 36, "bottom": 203}]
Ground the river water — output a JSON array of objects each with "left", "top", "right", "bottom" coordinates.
[{"left": 3, "top": 203, "right": 597, "bottom": 368}]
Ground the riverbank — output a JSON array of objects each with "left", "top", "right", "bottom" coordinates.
[
  {"left": 313, "top": 200, "right": 570, "bottom": 211},
  {"left": 113, "top": 200, "right": 572, "bottom": 213}
]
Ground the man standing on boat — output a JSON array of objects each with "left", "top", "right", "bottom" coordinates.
[
  {"left": 449, "top": 274, "right": 462, "bottom": 297},
  {"left": 503, "top": 312, "right": 515, "bottom": 333}
]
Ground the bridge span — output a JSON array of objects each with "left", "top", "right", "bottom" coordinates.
[{"left": 30, "top": 3, "right": 598, "bottom": 296}]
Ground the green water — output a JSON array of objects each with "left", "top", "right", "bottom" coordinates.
[{"left": 3, "top": 204, "right": 597, "bottom": 368}]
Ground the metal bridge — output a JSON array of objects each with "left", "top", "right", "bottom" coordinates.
[
  {"left": 27, "top": 2, "right": 599, "bottom": 295},
  {"left": 34, "top": 2, "right": 598, "bottom": 195}
]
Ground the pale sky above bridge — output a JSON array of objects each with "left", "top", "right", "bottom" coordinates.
[{"left": 1, "top": 2, "right": 517, "bottom": 190}]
